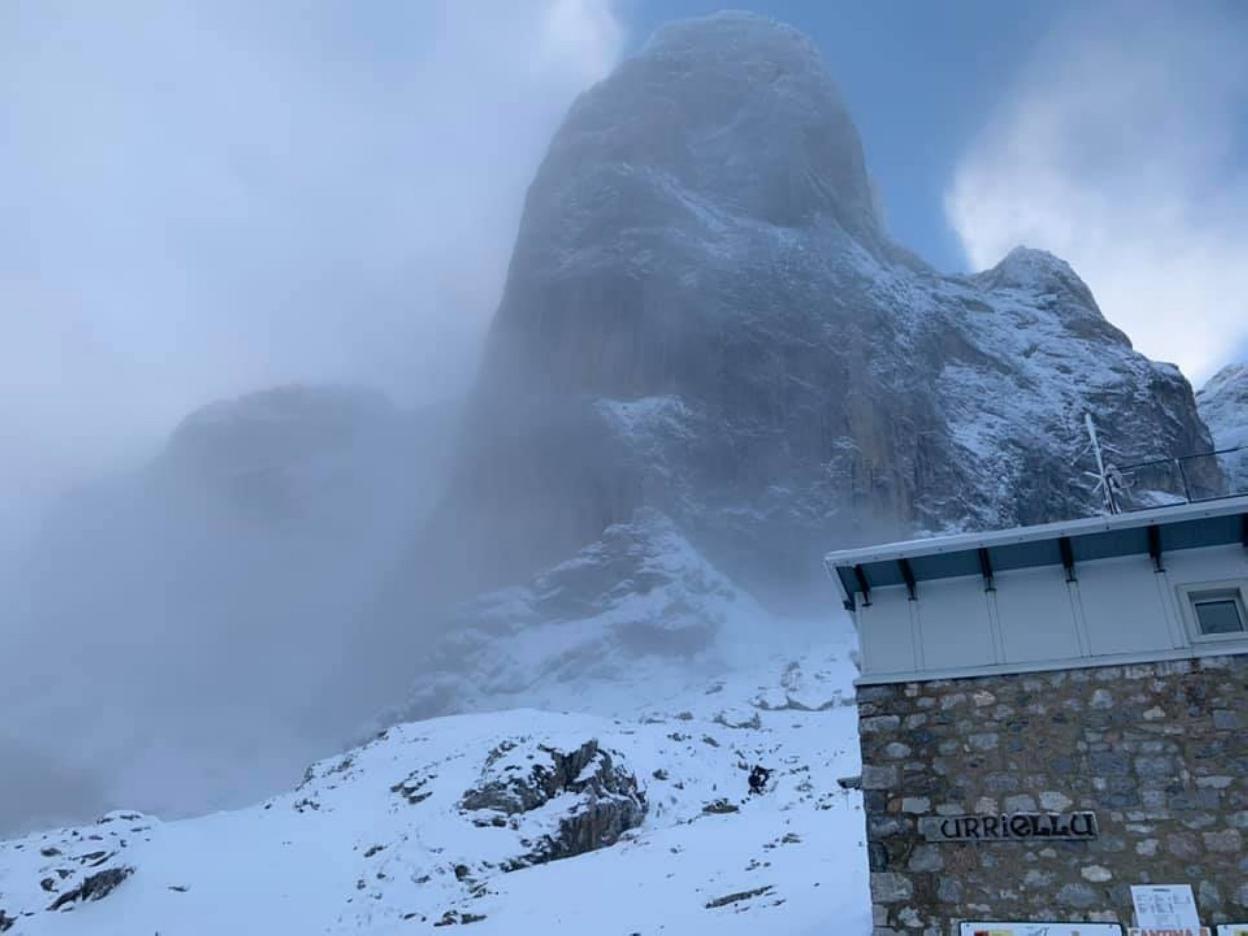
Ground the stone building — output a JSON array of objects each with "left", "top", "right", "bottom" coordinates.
[{"left": 826, "top": 496, "right": 1248, "bottom": 934}]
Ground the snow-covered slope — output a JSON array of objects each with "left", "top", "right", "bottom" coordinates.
[
  {"left": 1197, "top": 362, "right": 1248, "bottom": 490},
  {"left": 0, "top": 646, "right": 866, "bottom": 935}
]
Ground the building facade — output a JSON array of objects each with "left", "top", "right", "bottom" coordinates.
[{"left": 827, "top": 497, "right": 1248, "bottom": 934}]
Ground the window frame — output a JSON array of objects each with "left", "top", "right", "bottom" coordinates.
[{"left": 1177, "top": 581, "right": 1248, "bottom": 643}]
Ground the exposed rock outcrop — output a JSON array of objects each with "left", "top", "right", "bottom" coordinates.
[
  {"left": 411, "top": 12, "right": 1215, "bottom": 613},
  {"left": 1197, "top": 362, "right": 1248, "bottom": 491},
  {"left": 47, "top": 865, "right": 134, "bottom": 911},
  {"left": 460, "top": 738, "right": 646, "bottom": 869}
]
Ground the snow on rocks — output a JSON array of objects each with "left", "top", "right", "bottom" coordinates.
[
  {"left": 0, "top": 812, "right": 151, "bottom": 932},
  {"left": 1197, "top": 362, "right": 1248, "bottom": 491},
  {"left": 0, "top": 653, "right": 867, "bottom": 935},
  {"left": 384, "top": 508, "right": 776, "bottom": 724},
  {"left": 458, "top": 737, "right": 646, "bottom": 870}
]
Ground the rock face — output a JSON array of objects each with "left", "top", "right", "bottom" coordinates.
[
  {"left": 420, "top": 12, "right": 1214, "bottom": 607},
  {"left": 460, "top": 738, "right": 646, "bottom": 869},
  {"left": 1197, "top": 363, "right": 1248, "bottom": 491}
]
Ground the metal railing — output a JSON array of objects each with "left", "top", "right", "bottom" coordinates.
[{"left": 1109, "top": 446, "right": 1248, "bottom": 513}]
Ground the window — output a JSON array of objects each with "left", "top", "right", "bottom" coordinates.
[
  {"left": 1181, "top": 585, "right": 1248, "bottom": 640},
  {"left": 1192, "top": 591, "right": 1245, "bottom": 635}
]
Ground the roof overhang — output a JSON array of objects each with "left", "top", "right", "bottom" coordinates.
[{"left": 825, "top": 495, "right": 1248, "bottom": 612}]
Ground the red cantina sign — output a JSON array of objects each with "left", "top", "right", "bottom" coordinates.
[{"left": 921, "top": 811, "right": 1098, "bottom": 842}]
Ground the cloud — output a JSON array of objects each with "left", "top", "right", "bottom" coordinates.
[
  {"left": 0, "top": 0, "right": 622, "bottom": 499},
  {"left": 0, "top": 0, "right": 624, "bottom": 834},
  {"left": 945, "top": 1, "right": 1248, "bottom": 385}
]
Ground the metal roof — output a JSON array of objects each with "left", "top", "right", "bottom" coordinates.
[{"left": 824, "top": 495, "right": 1248, "bottom": 610}]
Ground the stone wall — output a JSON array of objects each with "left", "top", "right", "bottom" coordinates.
[{"left": 857, "top": 654, "right": 1248, "bottom": 935}]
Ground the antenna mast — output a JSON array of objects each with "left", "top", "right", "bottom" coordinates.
[{"left": 1083, "top": 413, "right": 1120, "bottom": 514}]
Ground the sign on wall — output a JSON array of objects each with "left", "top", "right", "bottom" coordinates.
[
  {"left": 923, "top": 811, "right": 1098, "bottom": 842},
  {"left": 1131, "top": 884, "right": 1202, "bottom": 933},
  {"left": 1216, "top": 927, "right": 1248, "bottom": 936},
  {"left": 960, "top": 924, "right": 1122, "bottom": 936}
]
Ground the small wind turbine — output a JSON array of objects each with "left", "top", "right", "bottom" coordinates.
[{"left": 1076, "top": 413, "right": 1125, "bottom": 514}]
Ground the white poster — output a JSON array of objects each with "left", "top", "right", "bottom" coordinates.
[
  {"left": 1216, "top": 928, "right": 1248, "bottom": 936},
  {"left": 1131, "top": 884, "right": 1202, "bottom": 932},
  {"left": 960, "top": 925, "right": 1122, "bottom": 936}
]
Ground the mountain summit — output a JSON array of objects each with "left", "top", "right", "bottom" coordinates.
[
  {"left": 516, "top": 12, "right": 887, "bottom": 263},
  {"left": 414, "top": 13, "right": 1211, "bottom": 611}
]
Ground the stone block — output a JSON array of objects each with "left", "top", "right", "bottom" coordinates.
[
  {"left": 1198, "top": 880, "right": 1223, "bottom": 909},
  {"left": 859, "top": 686, "right": 900, "bottom": 703},
  {"left": 907, "top": 845, "right": 943, "bottom": 872},
  {"left": 1135, "top": 755, "right": 1176, "bottom": 779},
  {"left": 1203, "top": 828, "right": 1243, "bottom": 852},
  {"left": 1213, "top": 709, "right": 1240, "bottom": 731},
  {"left": 936, "top": 876, "right": 962, "bottom": 903},
  {"left": 983, "top": 773, "right": 1020, "bottom": 794},
  {"left": 862, "top": 765, "right": 900, "bottom": 790},
  {"left": 968, "top": 732, "right": 999, "bottom": 751},
  {"left": 1166, "top": 831, "right": 1201, "bottom": 860},
  {"left": 1088, "top": 751, "right": 1131, "bottom": 775},
  {"left": 1057, "top": 883, "right": 1098, "bottom": 908},
  {"left": 870, "top": 872, "right": 913, "bottom": 903},
  {"left": 869, "top": 842, "right": 889, "bottom": 871},
  {"left": 862, "top": 715, "right": 902, "bottom": 734},
  {"left": 1039, "top": 791, "right": 1073, "bottom": 811},
  {"left": 1024, "top": 869, "right": 1056, "bottom": 887},
  {"left": 868, "top": 815, "right": 910, "bottom": 839}
]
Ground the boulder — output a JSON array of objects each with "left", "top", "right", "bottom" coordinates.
[{"left": 459, "top": 738, "right": 646, "bottom": 869}]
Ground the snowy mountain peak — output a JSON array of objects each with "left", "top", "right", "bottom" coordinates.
[
  {"left": 529, "top": 11, "right": 881, "bottom": 245},
  {"left": 1200, "top": 361, "right": 1248, "bottom": 403},
  {"left": 973, "top": 245, "right": 1102, "bottom": 315}
]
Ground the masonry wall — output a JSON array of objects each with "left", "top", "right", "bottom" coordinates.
[{"left": 857, "top": 654, "right": 1248, "bottom": 935}]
